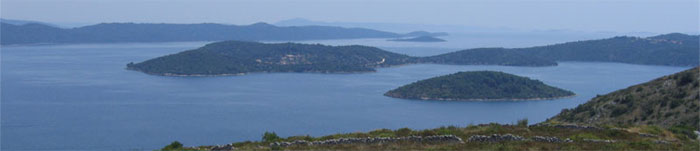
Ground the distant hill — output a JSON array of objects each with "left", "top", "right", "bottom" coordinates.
[
  {"left": 384, "top": 71, "right": 575, "bottom": 101},
  {"left": 0, "top": 18, "right": 59, "bottom": 27},
  {"left": 517, "top": 33, "right": 699, "bottom": 66},
  {"left": 403, "top": 31, "right": 449, "bottom": 37},
  {"left": 549, "top": 67, "right": 699, "bottom": 129},
  {"left": 389, "top": 36, "right": 447, "bottom": 42},
  {"left": 127, "top": 41, "right": 416, "bottom": 76},
  {"left": 0, "top": 22, "right": 404, "bottom": 45},
  {"left": 422, "top": 48, "right": 558, "bottom": 66},
  {"left": 430, "top": 33, "right": 699, "bottom": 67}
]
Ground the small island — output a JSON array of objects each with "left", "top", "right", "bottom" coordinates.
[
  {"left": 384, "top": 71, "right": 575, "bottom": 101},
  {"left": 389, "top": 36, "right": 446, "bottom": 42},
  {"left": 126, "top": 41, "right": 416, "bottom": 76}
]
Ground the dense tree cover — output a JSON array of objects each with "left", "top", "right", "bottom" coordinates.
[
  {"left": 425, "top": 33, "right": 699, "bottom": 67},
  {"left": 422, "top": 48, "right": 558, "bottom": 66},
  {"left": 517, "top": 33, "right": 699, "bottom": 66},
  {"left": 0, "top": 22, "right": 403, "bottom": 45},
  {"left": 389, "top": 36, "right": 447, "bottom": 42},
  {"left": 127, "top": 41, "right": 416, "bottom": 75},
  {"left": 384, "top": 71, "right": 575, "bottom": 100},
  {"left": 550, "top": 67, "right": 699, "bottom": 131}
]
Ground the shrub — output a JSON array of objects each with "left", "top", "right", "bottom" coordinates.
[
  {"left": 395, "top": 128, "right": 413, "bottom": 137},
  {"left": 669, "top": 125, "right": 698, "bottom": 140},
  {"left": 569, "top": 133, "right": 600, "bottom": 141},
  {"left": 517, "top": 118, "right": 528, "bottom": 127},
  {"left": 262, "top": 131, "right": 281, "bottom": 142},
  {"left": 162, "top": 141, "right": 183, "bottom": 151}
]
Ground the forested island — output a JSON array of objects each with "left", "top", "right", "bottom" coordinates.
[
  {"left": 421, "top": 48, "right": 557, "bottom": 66},
  {"left": 384, "top": 71, "right": 575, "bottom": 101},
  {"left": 126, "top": 41, "right": 416, "bottom": 76},
  {"left": 480, "top": 33, "right": 697, "bottom": 66},
  {"left": 127, "top": 33, "right": 698, "bottom": 76},
  {"left": 389, "top": 36, "right": 446, "bottom": 42}
]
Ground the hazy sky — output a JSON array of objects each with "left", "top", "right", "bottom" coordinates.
[{"left": 1, "top": 0, "right": 698, "bottom": 33}]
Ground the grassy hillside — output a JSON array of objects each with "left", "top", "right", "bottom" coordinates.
[
  {"left": 165, "top": 122, "right": 699, "bottom": 151},
  {"left": 549, "top": 67, "right": 699, "bottom": 131}
]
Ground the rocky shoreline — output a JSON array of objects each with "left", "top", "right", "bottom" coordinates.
[{"left": 384, "top": 93, "right": 576, "bottom": 101}]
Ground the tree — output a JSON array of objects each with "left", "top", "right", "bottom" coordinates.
[
  {"left": 262, "top": 131, "right": 281, "bottom": 142},
  {"left": 162, "top": 141, "right": 183, "bottom": 150}
]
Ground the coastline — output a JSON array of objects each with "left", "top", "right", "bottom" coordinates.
[{"left": 383, "top": 93, "right": 577, "bottom": 101}]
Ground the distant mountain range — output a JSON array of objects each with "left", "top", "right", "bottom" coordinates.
[
  {"left": 0, "top": 22, "right": 435, "bottom": 45},
  {"left": 0, "top": 18, "right": 60, "bottom": 27}
]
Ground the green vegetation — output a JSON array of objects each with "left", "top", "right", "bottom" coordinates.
[
  {"left": 162, "top": 141, "right": 184, "bottom": 151},
  {"left": 127, "top": 41, "right": 416, "bottom": 75},
  {"left": 262, "top": 132, "right": 282, "bottom": 142},
  {"left": 128, "top": 33, "right": 697, "bottom": 76},
  {"left": 384, "top": 71, "right": 575, "bottom": 101},
  {"left": 389, "top": 36, "right": 446, "bottom": 42},
  {"left": 169, "top": 123, "right": 699, "bottom": 151},
  {"left": 516, "top": 33, "right": 699, "bottom": 66},
  {"left": 422, "top": 48, "right": 558, "bottom": 66},
  {"left": 426, "top": 33, "right": 699, "bottom": 66},
  {"left": 549, "top": 67, "right": 699, "bottom": 130}
]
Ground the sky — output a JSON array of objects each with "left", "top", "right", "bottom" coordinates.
[{"left": 1, "top": 0, "right": 698, "bottom": 33}]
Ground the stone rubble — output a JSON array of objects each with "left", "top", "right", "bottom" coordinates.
[
  {"left": 653, "top": 140, "right": 671, "bottom": 144},
  {"left": 582, "top": 139, "right": 616, "bottom": 143},
  {"left": 210, "top": 144, "right": 235, "bottom": 151},
  {"left": 467, "top": 134, "right": 525, "bottom": 142},
  {"left": 531, "top": 136, "right": 573, "bottom": 143},
  {"left": 638, "top": 133, "right": 658, "bottom": 137},
  {"left": 270, "top": 135, "right": 463, "bottom": 148}
]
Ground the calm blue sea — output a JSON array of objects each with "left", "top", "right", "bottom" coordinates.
[{"left": 1, "top": 36, "right": 689, "bottom": 150}]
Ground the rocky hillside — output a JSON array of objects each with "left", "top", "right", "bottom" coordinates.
[{"left": 550, "top": 67, "right": 699, "bottom": 129}]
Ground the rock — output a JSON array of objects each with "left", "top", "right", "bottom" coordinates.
[
  {"left": 638, "top": 133, "right": 658, "bottom": 137},
  {"left": 553, "top": 124, "right": 602, "bottom": 130},
  {"left": 211, "top": 144, "right": 235, "bottom": 151},
  {"left": 467, "top": 134, "right": 525, "bottom": 143},
  {"left": 270, "top": 135, "right": 463, "bottom": 148},
  {"left": 653, "top": 140, "right": 671, "bottom": 144},
  {"left": 531, "top": 136, "right": 573, "bottom": 143},
  {"left": 582, "top": 139, "right": 616, "bottom": 143}
]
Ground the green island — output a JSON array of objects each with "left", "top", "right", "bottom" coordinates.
[
  {"left": 126, "top": 41, "right": 416, "bottom": 76},
  {"left": 128, "top": 33, "right": 697, "bottom": 76},
  {"left": 384, "top": 71, "right": 575, "bottom": 101},
  {"left": 389, "top": 36, "right": 447, "bottom": 42},
  {"left": 162, "top": 67, "right": 700, "bottom": 151},
  {"left": 421, "top": 48, "right": 558, "bottom": 66},
  {"left": 424, "top": 33, "right": 698, "bottom": 67}
]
